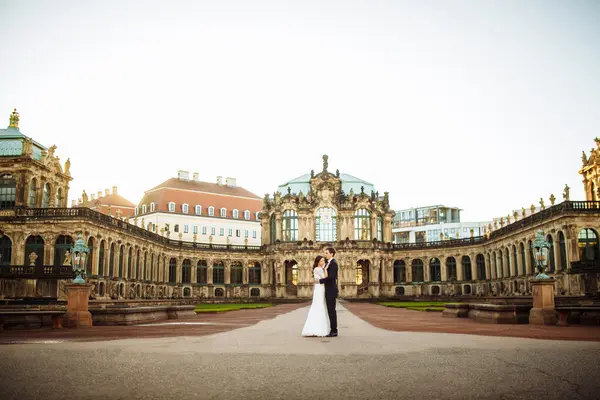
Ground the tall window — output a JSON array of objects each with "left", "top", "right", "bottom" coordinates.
[
  {"left": 168, "top": 202, "right": 175, "bottom": 212},
  {"left": 182, "top": 204, "right": 189, "bottom": 214},
  {"left": 411, "top": 259, "right": 424, "bottom": 282},
  {"left": 193, "top": 225, "right": 198, "bottom": 234},
  {"left": 142, "top": 205, "right": 147, "bottom": 214},
  {"left": 202, "top": 226, "right": 207, "bottom": 235},
  {"left": 182, "top": 259, "right": 191, "bottom": 283},
  {"left": 393, "top": 260, "right": 406, "bottom": 283},
  {"left": 42, "top": 183, "right": 50, "bottom": 208},
  {"left": 150, "top": 202, "right": 155, "bottom": 212},
  {"left": 446, "top": 257, "right": 457, "bottom": 281},
  {"left": 233, "top": 209, "right": 239, "bottom": 219},
  {"left": 476, "top": 254, "right": 486, "bottom": 280},
  {"left": 282, "top": 210, "right": 298, "bottom": 241},
  {"left": 168, "top": 258, "right": 177, "bottom": 283},
  {"left": 28, "top": 178, "right": 37, "bottom": 207},
  {"left": 354, "top": 209, "right": 371, "bottom": 240},
  {"left": 208, "top": 206, "right": 214, "bottom": 216},
  {"left": 579, "top": 228, "right": 599, "bottom": 261},
  {"left": 118, "top": 246, "right": 124, "bottom": 277},
  {"left": 231, "top": 262, "right": 243, "bottom": 285},
  {"left": 429, "top": 258, "right": 441, "bottom": 282},
  {"left": 462, "top": 256, "right": 472, "bottom": 280},
  {"left": 54, "top": 235, "right": 73, "bottom": 267},
  {"left": 98, "top": 240, "right": 105, "bottom": 276},
  {"left": 184, "top": 225, "right": 189, "bottom": 233},
  {"left": 213, "top": 261, "right": 225, "bottom": 284},
  {"left": 270, "top": 214, "right": 277, "bottom": 244},
  {"left": 195, "top": 205, "right": 201, "bottom": 215},
  {"left": 377, "top": 217, "right": 383, "bottom": 241},
  {"left": 316, "top": 207, "right": 337, "bottom": 242},
  {"left": 220, "top": 228, "right": 224, "bottom": 236},
  {"left": 211, "top": 227, "right": 216, "bottom": 235},
  {"left": 252, "top": 231, "right": 257, "bottom": 239},
  {"left": 558, "top": 231, "right": 567, "bottom": 270},
  {"left": 220, "top": 208, "right": 227, "bottom": 217},
  {"left": 519, "top": 243, "right": 526, "bottom": 276},
  {"left": 249, "top": 261, "right": 261, "bottom": 284},
  {"left": 197, "top": 260, "right": 207, "bottom": 284},
  {"left": 228, "top": 228, "right": 232, "bottom": 237}
]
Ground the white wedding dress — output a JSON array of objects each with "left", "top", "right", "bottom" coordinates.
[{"left": 301, "top": 267, "right": 330, "bottom": 337}]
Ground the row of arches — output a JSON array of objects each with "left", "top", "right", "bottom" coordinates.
[{"left": 393, "top": 255, "right": 485, "bottom": 284}]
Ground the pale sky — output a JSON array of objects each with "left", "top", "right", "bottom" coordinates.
[{"left": 1, "top": 0, "right": 598, "bottom": 222}]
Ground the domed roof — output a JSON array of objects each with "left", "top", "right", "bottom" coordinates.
[
  {"left": 0, "top": 109, "right": 46, "bottom": 159},
  {"left": 278, "top": 172, "right": 375, "bottom": 196}
]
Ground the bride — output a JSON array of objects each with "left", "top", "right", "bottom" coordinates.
[{"left": 301, "top": 255, "right": 330, "bottom": 337}]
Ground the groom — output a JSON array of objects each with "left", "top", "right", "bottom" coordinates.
[{"left": 318, "top": 247, "right": 338, "bottom": 337}]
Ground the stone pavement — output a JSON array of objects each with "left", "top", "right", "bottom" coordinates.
[{"left": 1, "top": 303, "right": 600, "bottom": 400}]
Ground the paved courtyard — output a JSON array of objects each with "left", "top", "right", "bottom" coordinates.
[{"left": 2, "top": 303, "right": 600, "bottom": 400}]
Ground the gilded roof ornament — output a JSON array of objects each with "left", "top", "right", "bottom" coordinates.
[{"left": 9, "top": 108, "right": 19, "bottom": 128}]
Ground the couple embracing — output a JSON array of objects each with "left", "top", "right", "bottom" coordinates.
[{"left": 301, "top": 247, "right": 339, "bottom": 338}]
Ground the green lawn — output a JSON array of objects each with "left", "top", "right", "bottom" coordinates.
[
  {"left": 376, "top": 301, "right": 456, "bottom": 312},
  {"left": 194, "top": 303, "right": 274, "bottom": 313}
]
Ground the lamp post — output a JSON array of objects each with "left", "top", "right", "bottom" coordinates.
[
  {"left": 529, "top": 229, "right": 557, "bottom": 325},
  {"left": 65, "top": 233, "right": 93, "bottom": 328},
  {"left": 532, "top": 229, "right": 551, "bottom": 279},
  {"left": 71, "top": 233, "right": 89, "bottom": 284}
]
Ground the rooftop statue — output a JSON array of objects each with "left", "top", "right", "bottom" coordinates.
[{"left": 9, "top": 108, "right": 19, "bottom": 128}]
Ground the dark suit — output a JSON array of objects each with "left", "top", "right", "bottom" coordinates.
[{"left": 319, "top": 258, "right": 338, "bottom": 333}]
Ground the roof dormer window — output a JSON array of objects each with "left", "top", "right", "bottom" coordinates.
[
  {"left": 195, "top": 205, "right": 201, "bottom": 215},
  {"left": 233, "top": 209, "right": 239, "bottom": 219},
  {"left": 182, "top": 203, "right": 189, "bottom": 214},
  {"left": 244, "top": 210, "right": 250, "bottom": 220},
  {"left": 142, "top": 205, "right": 147, "bottom": 214},
  {"left": 255, "top": 212, "right": 261, "bottom": 220},
  {"left": 220, "top": 208, "right": 227, "bottom": 218},
  {"left": 208, "top": 206, "right": 214, "bottom": 216},
  {"left": 150, "top": 202, "right": 155, "bottom": 212},
  {"left": 169, "top": 202, "right": 175, "bottom": 212}
]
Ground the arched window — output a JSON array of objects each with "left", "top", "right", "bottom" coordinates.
[
  {"left": 142, "top": 205, "right": 147, "bottom": 214},
  {"left": 270, "top": 214, "right": 277, "bottom": 244},
  {"left": 316, "top": 207, "right": 337, "bottom": 242},
  {"left": 213, "top": 261, "right": 225, "bottom": 284},
  {"left": 182, "top": 204, "right": 189, "bottom": 214},
  {"left": 513, "top": 245, "right": 518, "bottom": 276},
  {"left": 168, "top": 258, "right": 177, "bottom": 283},
  {"left": 231, "top": 262, "right": 243, "bottom": 285},
  {"left": 519, "top": 243, "right": 526, "bottom": 276},
  {"left": 150, "top": 202, "right": 155, "bottom": 212},
  {"left": 505, "top": 247, "right": 511, "bottom": 276},
  {"left": 249, "top": 261, "right": 261, "bottom": 285},
  {"left": 233, "top": 209, "right": 239, "bottom": 219},
  {"left": 579, "top": 228, "right": 599, "bottom": 261},
  {"left": 195, "top": 205, "right": 201, "bottom": 215},
  {"left": 150, "top": 253, "right": 155, "bottom": 280},
  {"left": 208, "top": 206, "right": 214, "bottom": 216},
  {"left": 197, "top": 260, "right": 207, "bottom": 284},
  {"left": 54, "top": 235, "right": 73, "bottom": 267},
  {"left": 136, "top": 249, "right": 141, "bottom": 279},
  {"left": 108, "top": 243, "right": 115, "bottom": 277},
  {"left": 446, "top": 257, "right": 457, "bottom": 281},
  {"left": 354, "top": 209, "right": 371, "bottom": 240},
  {"left": 393, "top": 260, "right": 406, "bottom": 283},
  {"left": 86, "top": 237, "right": 94, "bottom": 276},
  {"left": 244, "top": 210, "right": 250, "bottom": 220},
  {"left": 462, "top": 256, "right": 472, "bottom": 281},
  {"left": 476, "top": 254, "right": 486, "bottom": 280},
  {"left": 28, "top": 178, "right": 37, "bottom": 207},
  {"left": 546, "top": 235, "right": 555, "bottom": 273},
  {"left": 55, "top": 187, "right": 63, "bottom": 208},
  {"left": 182, "top": 259, "right": 191, "bottom": 283},
  {"left": 255, "top": 212, "right": 261, "bottom": 220},
  {"left": 0, "top": 236, "right": 12, "bottom": 265},
  {"left": 0, "top": 174, "right": 16, "bottom": 209},
  {"left": 127, "top": 248, "right": 132, "bottom": 278},
  {"left": 429, "top": 258, "right": 441, "bottom": 282},
  {"left": 168, "top": 202, "right": 175, "bottom": 212},
  {"left": 411, "top": 259, "right": 424, "bottom": 282},
  {"left": 118, "top": 245, "right": 124, "bottom": 277},
  {"left": 377, "top": 217, "right": 383, "bottom": 241},
  {"left": 220, "top": 208, "right": 227, "bottom": 217},
  {"left": 528, "top": 240, "right": 535, "bottom": 274},
  {"left": 558, "top": 231, "right": 567, "bottom": 270},
  {"left": 282, "top": 210, "right": 298, "bottom": 241},
  {"left": 492, "top": 251, "right": 498, "bottom": 278},
  {"left": 42, "top": 183, "right": 50, "bottom": 208},
  {"left": 25, "top": 235, "right": 45, "bottom": 266},
  {"left": 98, "top": 240, "right": 105, "bottom": 276}
]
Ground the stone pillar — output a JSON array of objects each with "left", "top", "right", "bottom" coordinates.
[
  {"left": 191, "top": 259, "right": 197, "bottom": 283},
  {"left": 441, "top": 258, "right": 448, "bottom": 282},
  {"left": 507, "top": 249, "right": 514, "bottom": 277},
  {"left": 524, "top": 245, "right": 533, "bottom": 275},
  {"left": 529, "top": 279, "right": 557, "bottom": 325},
  {"left": 456, "top": 257, "right": 464, "bottom": 281},
  {"left": 275, "top": 213, "right": 282, "bottom": 242},
  {"left": 176, "top": 258, "right": 182, "bottom": 283},
  {"left": 207, "top": 260, "right": 214, "bottom": 285},
  {"left": 423, "top": 258, "right": 430, "bottom": 282},
  {"left": 65, "top": 284, "right": 93, "bottom": 328},
  {"left": 553, "top": 238, "right": 561, "bottom": 273},
  {"left": 225, "top": 262, "right": 231, "bottom": 285},
  {"left": 470, "top": 254, "right": 477, "bottom": 281},
  {"left": 405, "top": 258, "right": 412, "bottom": 283}
]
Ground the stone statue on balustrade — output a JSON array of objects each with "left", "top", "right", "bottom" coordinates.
[{"left": 28, "top": 251, "right": 38, "bottom": 266}]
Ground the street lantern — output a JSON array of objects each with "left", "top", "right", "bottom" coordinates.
[
  {"left": 532, "top": 229, "right": 551, "bottom": 279},
  {"left": 71, "top": 233, "right": 89, "bottom": 284}
]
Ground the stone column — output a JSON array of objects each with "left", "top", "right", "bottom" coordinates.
[
  {"left": 176, "top": 257, "right": 182, "bottom": 283},
  {"left": 529, "top": 279, "right": 557, "bottom": 325},
  {"left": 207, "top": 260, "right": 214, "bottom": 285},
  {"left": 457, "top": 256, "right": 464, "bottom": 281},
  {"left": 553, "top": 238, "right": 561, "bottom": 273},
  {"left": 383, "top": 214, "right": 393, "bottom": 243},
  {"left": 405, "top": 258, "right": 412, "bottom": 283},
  {"left": 225, "top": 262, "right": 231, "bottom": 285},
  {"left": 470, "top": 254, "right": 477, "bottom": 281},
  {"left": 275, "top": 213, "right": 282, "bottom": 242},
  {"left": 65, "top": 283, "right": 93, "bottom": 328},
  {"left": 441, "top": 257, "right": 448, "bottom": 282},
  {"left": 423, "top": 258, "right": 430, "bottom": 282},
  {"left": 524, "top": 245, "right": 532, "bottom": 275},
  {"left": 507, "top": 248, "right": 515, "bottom": 277}
]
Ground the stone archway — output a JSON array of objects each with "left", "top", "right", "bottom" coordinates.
[{"left": 284, "top": 260, "right": 298, "bottom": 296}]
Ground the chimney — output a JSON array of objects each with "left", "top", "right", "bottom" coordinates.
[
  {"left": 193, "top": 172, "right": 199, "bottom": 182},
  {"left": 216, "top": 176, "right": 223, "bottom": 185},
  {"left": 91, "top": 194, "right": 96, "bottom": 201},
  {"left": 178, "top": 170, "right": 189, "bottom": 180},
  {"left": 112, "top": 186, "right": 118, "bottom": 195},
  {"left": 97, "top": 191, "right": 102, "bottom": 199},
  {"left": 226, "top": 177, "right": 237, "bottom": 187}
]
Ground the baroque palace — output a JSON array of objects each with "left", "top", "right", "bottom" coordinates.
[{"left": 0, "top": 109, "right": 599, "bottom": 301}]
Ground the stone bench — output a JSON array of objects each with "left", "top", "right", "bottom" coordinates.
[
  {"left": 442, "top": 303, "right": 470, "bottom": 318},
  {"left": 0, "top": 310, "right": 65, "bottom": 330},
  {"left": 90, "top": 305, "right": 196, "bottom": 326},
  {"left": 467, "top": 303, "right": 531, "bottom": 324},
  {"left": 555, "top": 306, "right": 600, "bottom": 326}
]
